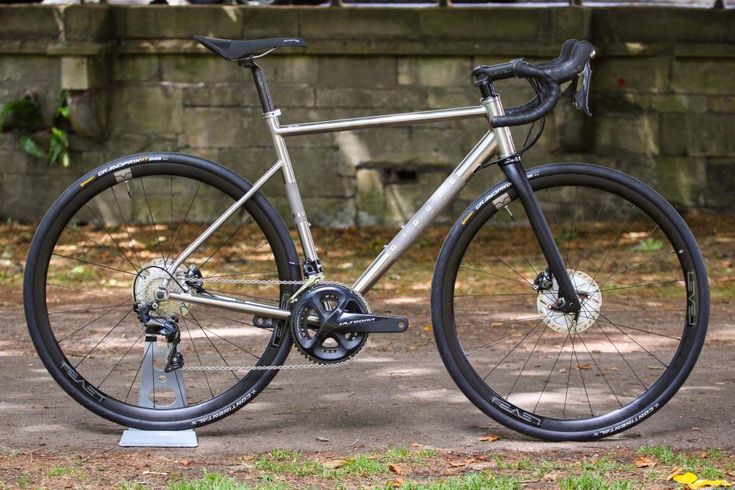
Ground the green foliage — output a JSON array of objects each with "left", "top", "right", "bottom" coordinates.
[
  {"left": 0, "top": 91, "right": 71, "bottom": 167},
  {"left": 558, "top": 472, "right": 635, "bottom": 490}
]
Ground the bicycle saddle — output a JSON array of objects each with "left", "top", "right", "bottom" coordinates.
[{"left": 194, "top": 35, "right": 307, "bottom": 61}]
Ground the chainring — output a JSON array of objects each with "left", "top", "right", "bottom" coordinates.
[{"left": 290, "top": 283, "right": 369, "bottom": 364}]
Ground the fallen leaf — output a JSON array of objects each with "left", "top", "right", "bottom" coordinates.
[
  {"left": 180, "top": 459, "right": 192, "bottom": 467},
  {"left": 576, "top": 363, "right": 593, "bottom": 370},
  {"left": 323, "top": 459, "right": 347, "bottom": 470},
  {"left": 448, "top": 458, "right": 475, "bottom": 467},
  {"left": 388, "top": 463, "right": 406, "bottom": 475},
  {"left": 673, "top": 472, "right": 698, "bottom": 485},
  {"left": 478, "top": 434, "right": 501, "bottom": 442},
  {"left": 634, "top": 457, "right": 656, "bottom": 468},
  {"left": 422, "top": 325, "right": 432, "bottom": 331},
  {"left": 240, "top": 455, "right": 255, "bottom": 462},
  {"left": 411, "top": 443, "right": 423, "bottom": 448},
  {"left": 387, "top": 479, "right": 403, "bottom": 488},
  {"left": 316, "top": 436, "right": 329, "bottom": 442},
  {"left": 468, "top": 461, "right": 496, "bottom": 471},
  {"left": 668, "top": 467, "right": 684, "bottom": 480},
  {"left": 689, "top": 479, "right": 732, "bottom": 489}
]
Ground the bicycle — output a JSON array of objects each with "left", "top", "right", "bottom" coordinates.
[{"left": 24, "top": 37, "right": 709, "bottom": 441}]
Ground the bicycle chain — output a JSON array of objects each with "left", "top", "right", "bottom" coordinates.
[{"left": 182, "top": 279, "right": 370, "bottom": 372}]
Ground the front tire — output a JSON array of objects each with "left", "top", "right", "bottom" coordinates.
[
  {"left": 24, "top": 152, "right": 301, "bottom": 430},
  {"left": 432, "top": 163, "right": 708, "bottom": 441}
]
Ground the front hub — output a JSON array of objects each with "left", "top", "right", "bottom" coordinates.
[{"left": 536, "top": 269, "right": 602, "bottom": 334}]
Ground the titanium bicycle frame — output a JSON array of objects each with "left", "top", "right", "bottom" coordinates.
[{"left": 166, "top": 74, "right": 581, "bottom": 320}]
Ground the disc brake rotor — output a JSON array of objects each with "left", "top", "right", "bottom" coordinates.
[{"left": 537, "top": 269, "right": 602, "bottom": 334}]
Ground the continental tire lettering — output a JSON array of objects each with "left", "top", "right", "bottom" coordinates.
[
  {"left": 60, "top": 362, "right": 106, "bottom": 403},
  {"left": 592, "top": 404, "right": 658, "bottom": 437},
  {"left": 491, "top": 396, "right": 542, "bottom": 426},
  {"left": 96, "top": 155, "right": 166, "bottom": 177},
  {"left": 475, "top": 183, "right": 511, "bottom": 211},
  {"left": 194, "top": 390, "right": 258, "bottom": 425}
]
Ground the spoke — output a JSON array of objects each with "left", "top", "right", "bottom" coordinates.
[
  {"left": 481, "top": 312, "right": 550, "bottom": 381},
  {"left": 576, "top": 333, "right": 623, "bottom": 408},
  {"left": 458, "top": 265, "right": 534, "bottom": 288},
  {"left": 533, "top": 329, "right": 570, "bottom": 413},
  {"left": 505, "top": 208, "right": 538, "bottom": 276},
  {"left": 184, "top": 306, "right": 240, "bottom": 381},
  {"left": 64, "top": 225, "right": 138, "bottom": 273},
  {"left": 47, "top": 283, "right": 121, "bottom": 299},
  {"left": 111, "top": 186, "right": 143, "bottom": 270},
  {"left": 49, "top": 302, "right": 128, "bottom": 316},
  {"left": 594, "top": 320, "right": 647, "bottom": 390},
  {"left": 570, "top": 328, "right": 594, "bottom": 417},
  {"left": 598, "top": 312, "right": 668, "bottom": 367},
  {"left": 181, "top": 316, "right": 215, "bottom": 399},
  {"left": 167, "top": 181, "right": 201, "bottom": 264},
  {"left": 139, "top": 178, "right": 167, "bottom": 264},
  {"left": 191, "top": 320, "right": 261, "bottom": 360},
  {"left": 98, "top": 332, "right": 144, "bottom": 389},
  {"left": 563, "top": 327, "right": 575, "bottom": 419},
  {"left": 466, "top": 326, "right": 536, "bottom": 357},
  {"left": 57, "top": 298, "right": 131, "bottom": 343},
  {"left": 572, "top": 193, "right": 609, "bottom": 275},
  {"left": 83, "top": 203, "right": 139, "bottom": 273},
  {"left": 74, "top": 308, "right": 134, "bottom": 369},
  {"left": 590, "top": 203, "right": 637, "bottom": 282},
  {"left": 596, "top": 249, "right": 676, "bottom": 289},
  {"left": 597, "top": 223, "right": 662, "bottom": 284},
  {"left": 454, "top": 292, "right": 537, "bottom": 298},
  {"left": 125, "top": 341, "right": 151, "bottom": 403},
  {"left": 600, "top": 280, "right": 679, "bottom": 293},
  {"left": 595, "top": 317, "right": 681, "bottom": 341},
  {"left": 506, "top": 322, "right": 548, "bottom": 400},
  {"left": 52, "top": 252, "right": 137, "bottom": 276},
  {"left": 198, "top": 214, "right": 253, "bottom": 270}
]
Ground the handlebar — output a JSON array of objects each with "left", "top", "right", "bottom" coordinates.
[{"left": 472, "top": 39, "right": 596, "bottom": 127}]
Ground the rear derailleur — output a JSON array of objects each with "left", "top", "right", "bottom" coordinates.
[{"left": 134, "top": 302, "right": 184, "bottom": 373}]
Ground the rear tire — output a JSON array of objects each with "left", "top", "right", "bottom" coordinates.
[
  {"left": 432, "top": 163, "right": 708, "bottom": 441},
  {"left": 24, "top": 152, "right": 301, "bottom": 430}
]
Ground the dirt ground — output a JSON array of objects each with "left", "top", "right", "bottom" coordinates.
[{"left": 0, "top": 216, "right": 733, "bottom": 488}]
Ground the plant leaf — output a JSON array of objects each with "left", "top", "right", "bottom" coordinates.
[{"left": 19, "top": 135, "right": 46, "bottom": 159}]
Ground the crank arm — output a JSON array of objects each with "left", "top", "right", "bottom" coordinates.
[{"left": 334, "top": 312, "right": 409, "bottom": 333}]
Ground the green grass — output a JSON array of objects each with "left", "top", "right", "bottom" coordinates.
[
  {"left": 395, "top": 472, "right": 522, "bottom": 490},
  {"left": 558, "top": 472, "right": 636, "bottom": 490},
  {"left": 636, "top": 446, "right": 727, "bottom": 479},
  {"left": 47, "top": 466, "right": 74, "bottom": 477}
]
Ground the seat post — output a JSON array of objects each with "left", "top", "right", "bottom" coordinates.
[{"left": 240, "top": 60, "right": 275, "bottom": 113}]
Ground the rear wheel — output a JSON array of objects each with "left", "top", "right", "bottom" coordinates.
[
  {"left": 432, "top": 163, "right": 708, "bottom": 441},
  {"left": 24, "top": 153, "right": 300, "bottom": 430}
]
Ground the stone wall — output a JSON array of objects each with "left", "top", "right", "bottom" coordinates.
[{"left": 0, "top": 6, "right": 733, "bottom": 226}]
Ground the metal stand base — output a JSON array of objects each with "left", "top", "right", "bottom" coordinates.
[{"left": 119, "top": 338, "right": 198, "bottom": 448}]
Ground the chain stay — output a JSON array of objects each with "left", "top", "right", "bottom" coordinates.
[{"left": 180, "top": 279, "right": 369, "bottom": 372}]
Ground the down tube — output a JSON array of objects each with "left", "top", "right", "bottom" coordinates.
[{"left": 352, "top": 131, "right": 498, "bottom": 295}]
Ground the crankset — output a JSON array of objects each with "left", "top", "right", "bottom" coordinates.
[{"left": 291, "top": 283, "right": 408, "bottom": 364}]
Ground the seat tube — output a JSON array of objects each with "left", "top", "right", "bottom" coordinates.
[
  {"left": 482, "top": 94, "right": 581, "bottom": 313},
  {"left": 264, "top": 111, "right": 322, "bottom": 275}
]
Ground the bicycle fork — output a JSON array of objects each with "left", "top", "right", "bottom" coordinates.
[{"left": 484, "top": 96, "right": 581, "bottom": 314}]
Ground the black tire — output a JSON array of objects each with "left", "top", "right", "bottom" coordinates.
[
  {"left": 24, "top": 152, "right": 301, "bottom": 430},
  {"left": 432, "top": 163, "right": 709, "bottom": 441}
]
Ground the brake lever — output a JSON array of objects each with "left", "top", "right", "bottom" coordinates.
[{"left": 573, "top": 60, "right": 593, "bottom": 116}]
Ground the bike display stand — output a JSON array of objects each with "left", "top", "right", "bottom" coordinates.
[{"left": 120, "top": 339, "right": 198, "bottom": 448}]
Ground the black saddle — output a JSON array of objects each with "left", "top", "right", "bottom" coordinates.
[{"left": 194, "top": 35, "right": 307, "bottom": 61}]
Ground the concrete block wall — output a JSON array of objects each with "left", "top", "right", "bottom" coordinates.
[{"left": 0, "top": 6, "right": 734, "bottom": 226}]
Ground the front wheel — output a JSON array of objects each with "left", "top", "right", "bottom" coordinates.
[
  {"left": 24, "top": 153, "right": 301, "bottom": 430},
  {"left": 432, "top": 163, "right": 708, "bottom": 441}
]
